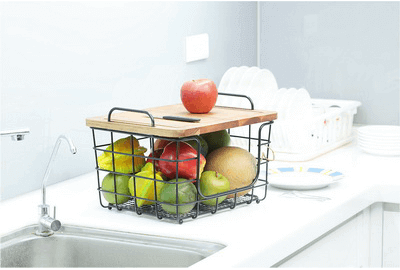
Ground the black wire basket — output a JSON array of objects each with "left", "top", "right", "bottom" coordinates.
[{"left": 89, "top": 93, "right": 274, "bottom": 224}]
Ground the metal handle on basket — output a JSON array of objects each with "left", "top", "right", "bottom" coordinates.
[
  {"left": 261, "top": 146, "right": 275, "bottom": 162},
  {"left": 218, "top": 92, "right": 254, "bottom": 110},
  {"left": 107, "top": 107, "right": 155, "bottom": 127}
]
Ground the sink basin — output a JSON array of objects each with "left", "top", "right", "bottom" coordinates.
[{"left": 0, "top": 224, "right": 225, "bottom": 267}]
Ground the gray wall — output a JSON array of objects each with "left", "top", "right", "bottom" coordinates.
[
  {"left": 260, "top": 1, "right": 400, "bottom": 125},
  {"left": 0, "top": 1, "right": 257, "bottom": 200}
]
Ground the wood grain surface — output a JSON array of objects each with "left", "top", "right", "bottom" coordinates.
[{"left": 86, "top": 104, "right": 277, "bottom": 138}]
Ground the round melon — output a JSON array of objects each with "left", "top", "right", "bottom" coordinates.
[{"left": 204, "top": 146, "right": 257, "bottom": 198}]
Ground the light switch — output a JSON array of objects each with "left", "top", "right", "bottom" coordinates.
[{"left": 185, "top": 33, "right": 209, "bottom": 63}]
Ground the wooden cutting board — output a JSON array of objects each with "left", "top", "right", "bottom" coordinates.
[{"left": 86, "top": 104, "right": 277, "bottom": 138}]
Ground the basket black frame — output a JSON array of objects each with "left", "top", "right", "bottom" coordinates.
[{"left": 90, "top": 93, "right": 274, "bottom": 224}]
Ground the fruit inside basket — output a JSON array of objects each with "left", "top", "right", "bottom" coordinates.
[{"left": 86, "top": 98, "right": 276, "bottom": 223}]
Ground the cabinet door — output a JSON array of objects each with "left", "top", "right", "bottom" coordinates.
[
  {"left": 276, "top": 211, "right": 369, "bottom": 268},
  {"left": 383, "top": 203, "right": 400, "bottom": 268},
  {"left": 276, "top": 203, "right": 399, "bottom": 268}
]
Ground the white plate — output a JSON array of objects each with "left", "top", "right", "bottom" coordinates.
[
  {"left": 275, "top": 88, "right": 296, "bottom": 125},
  {"left": 279, "top": 88, "right": 297, "bottom": 120},
  {"left": 358, "top": 125, "right": 400, "bottom": 138},
  {"left": 235, "top": 67, "right": 260, "bottom": 108},
  {"left": 260, "top": 69, "right": 278, "bottom": 109},
  {"left": 224, "top": 66, "right": 249, "bottom": 94},
  {"left": 358, "top": 134, "right": 400, "bottom": 143},
  {"left": 285, "top": 88, "right": 313, "bottom": 121},
  {"left": 271, "top": 88, "right": 288, "bottom": 113},
  {"left": 284, "top": 88, "right": 313, "bottom": 152},
  {"left": 358, "top": 145, "right": 400, "bottom": 156},
  {"left": 228, "top": 67, "right": 262, "bottom": 146},
  {"left": 245, "top": 69, "right": 277, "bottom": 109},
  {"left": 358, "top": 139, "right": 400, "bottom": 150},
  {"left": 358, "top": 144, "right": 400, "bottom": 152},
  {"left": 274, "top": 88, "right": 296, "bottom": 148},
  {"left": 237, "top": 66, "right": 260, "bottom": 93},
  {"left": 358, "top": 133, "right": 400, "bottom": 142},
  {"left": 218, "top": 67, "right": 238, "bottom": 93},
  {"left": 248, "top": 69, "right": 278, "bottom": 149},
  {"left": 222, "top": 66, "right": 249, "bottom": 108},
  {"left": 269, "top": 88, "right": 287, "bottom": 149},
  {"left": 267, "top": 167, "right": 344, "bottom": 190}
]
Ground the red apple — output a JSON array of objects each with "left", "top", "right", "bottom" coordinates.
[
  {"left": 146, "top": 149, "right": 164, "bottom": 171},
  {"left": 146, "top": 139, "right": 173, "bottom": 171},
  {"left": 158, "top": 142, "right": 206, "bottom": 180},
  {"left": 180, "top": 79, "right": 218, "bottom": 114},
  {"left": 154, "top": 139, "right": 172, "bottom": 150}
]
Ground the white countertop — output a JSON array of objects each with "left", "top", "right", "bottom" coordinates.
[{"left": 1, "top": 138, "right": 400, "bottom": 267}]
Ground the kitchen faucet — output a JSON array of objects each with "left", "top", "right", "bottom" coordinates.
[{"left": 36, "top": 134, "right": 77, "bottom": 237}]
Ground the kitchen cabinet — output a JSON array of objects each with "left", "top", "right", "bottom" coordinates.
[
  {"left": 275, "top": 202, "right": 400, "bottom": 268},
  {"left": 383, "top": 203, "right": 400, "bottom": 268},
  {"left": 275, "top": 210, "right": 368, "bottom": 267}
]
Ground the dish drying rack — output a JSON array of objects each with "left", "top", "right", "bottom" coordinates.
[
  {"left": 216, "top": 66, "right": 362, "bottom": 161},
  {"left": 270, "top": 99, "right": 361, "bottom": 161},
  {"left": 86, "top": 93, "right": 276, "bottom": 224}
]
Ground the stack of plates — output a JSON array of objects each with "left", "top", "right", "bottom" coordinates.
[
  {"left": 217, "top": 66, "right": 278, "bottom": 150},
  {"left": 357, "top": 125, "right": 400, "bottom": 156},
  {"left": 268, "top": 87, "right": 313, "bottom": 150},
  {"left": 217, "top": 66, "right": 278, "bottom": 109}
]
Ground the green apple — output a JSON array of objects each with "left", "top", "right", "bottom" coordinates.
[
  {"left": 102, "top": 173, "right": 131, "bottom": 204},
  {"left": 200, "top": 171, "right": 230, "bottom": 206},
  {"left": 159, "top": 178, "right": 197, "bottom": 215}
]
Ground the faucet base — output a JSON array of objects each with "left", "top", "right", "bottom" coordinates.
[
  {"left": 35, "top": 230, "right": 55, "bottom": 237},
  {"left": 36, "top": 204, "right": 61, "bottom": 237}
]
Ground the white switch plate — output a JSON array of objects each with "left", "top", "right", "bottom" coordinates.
[{"left": 185, "top": 33, "right": 209, "bottom": 63}]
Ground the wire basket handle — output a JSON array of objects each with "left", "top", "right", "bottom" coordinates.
[
  {"left": 107, "top": 107, "right": 155, "bottom": 127},
  {"left": 218, "top": 92, "right": 254, "bottom": 110}
]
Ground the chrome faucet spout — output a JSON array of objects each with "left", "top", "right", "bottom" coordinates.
[
  {"left": 36, "top": 134, "right": 77, "bottom": 237},
  {"left": 41, "top": 135, "right": 77, "bottom": 205}
]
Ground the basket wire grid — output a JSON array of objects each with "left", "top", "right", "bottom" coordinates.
[{"left": 90, "top": 94, "right": 274, "bottom": 224}]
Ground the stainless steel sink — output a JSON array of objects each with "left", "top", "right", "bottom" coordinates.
[{"left": 0, "top": 224, "right": 225, "bottom": 267}]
